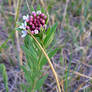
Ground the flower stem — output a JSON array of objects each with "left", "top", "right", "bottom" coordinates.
[{"left": 27, "top": 31, "right": 61, "bottom": 92}]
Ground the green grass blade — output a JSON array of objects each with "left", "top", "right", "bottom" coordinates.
[{"left": 0, "top": 64, "right": 9, "bottom": 92}]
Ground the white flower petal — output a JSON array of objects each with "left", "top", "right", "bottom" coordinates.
[
  {"left": 23, "top": 16, "right": 26, "bottom": 20},
  {"left": 19, "top": 26, "right": 25, "bottom": 29},
  {"left": 24, "top": 21, "right": 27, "bottom": 26},
  {"left": 26, "top": 15, "right": 29, "bottom": 18},
  {"left": 34, "top": 30, "right": 38, "bottom": 34},
  {"left": 21, "top": 30, "right": 27, "bottom": 38},
  {"left": 19, "top": 22, "right": 27, "bottom": 29},
  {"left": 23, "top": 15, "right": 29, "bottom": 20},
  {"left": 19, "top": 26, "right": 23, "bottom": 29},
  {"left": 37, "top": 10, "right": 41, "bottom": 15}
]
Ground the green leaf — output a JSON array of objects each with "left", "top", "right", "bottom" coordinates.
[
  {"left": 37, "top": 4, "right": 41, "bottom": 10},
  {"left": 23, "top": 36, "right": 38, "bottom": 61},
  {"left": 15, "top": 28, "right": 22, "bottom": 31},
  {"left": 40, "top": 48, "right": 58, "bottom": 68},
  {"left": 0, "top": 39, "right": 8, "bottom": 52},
  {"left": 24, "top": 36, "right": 38, "bottom": 58},
  {"left": 21, "top": 83, "right": 27, "bottom": 92},
  {"left": 43, "top": 23, "right": 58, "bottom": 48},
  {"left": 22, "top": 45, "right": 38, "bottom": 70},
  {"left": 30, "top": 6, "right": 35, "bottom": 12},
  {"left": 21, "top": 83, "right": 32, "bottom": 92},
  {"left": 35, "top": 74, "right": 48, "bottom": 90},
  {"left": 21, "top": 66, "right": 33, "bottom": 84},
  {"left": 41, "top": 7, "right": 45, "bottom": 13},
  {"left": 48, "top": 48, "right": 58, "bottom": 58},
  {"left": 45, "top": 27, "right": 51, "bottom": 35}
]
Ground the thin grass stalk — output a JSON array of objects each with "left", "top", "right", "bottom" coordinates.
[
  {"left": 15, "top": 0, "right": 21, "bottom": 23},
  {"left": 15, "top": 0, "right": 23, "bottom": 66},
  {"left": 60, "top": 66, "right": 92, "bottom": 80},
  {"left": 62, "top": 0, "right": 70, "bottom": 25},
  {"left": 60, "top": 79, "right": 65, "bottom": 92},
  {"left": 72, "top": 71, "right": 92, "bottom": 80},
  {"left": 27, "top": 30, "right": 61, "bottom": 92},
  {"left": 8, "top": 0, "right": 11, "bottom": 9},
  {"left": 75, "top": 82, "right": 85, "bottom": 92},
  {"left": 1, "top": 64, "right": 9, "bottom": 92},
  {"left": 39, "top": 0, "right": 45, "bottom": 8},
  {"left": 32, "top": 0, "right": 35, "bottom": 6},
  {"left": 26, "top": 0, "right": 31, "bottom": 13}
]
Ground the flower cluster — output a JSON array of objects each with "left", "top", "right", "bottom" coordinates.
[{"left": 19, "top": 10, "right": 47, "bottom": 37}]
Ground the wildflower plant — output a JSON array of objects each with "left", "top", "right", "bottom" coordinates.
[
  {"left": 16, "top": 6, "right": 61, "bottom": 92},
  {"left": 18, "top": 8, "right": 48, "bottom": 38}
]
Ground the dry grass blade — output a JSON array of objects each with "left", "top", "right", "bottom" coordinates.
[
  {"left": 62, "top": 0, "right": 70, "bottom": 24},
  {"left": 72, "top": 71, "right": 92, "bottom": 80},
  {"left": 75, "top": 82, "right": 85, "bottom": 92},
  {"left": 60, "top": 79, "right": 65, "bottom": 92},
  {"left": 26, "top": 0, "right": 31, "bottom": 13},
  {"left": 59, "top": 66, "right": 92, "bottom": 80},
  {"left": 40, "top": 0, "right": 45, "bottom": 7},
  {"left": 8, "top": 0, "right": 11, "bottom": 9},
  {"left": 15, "top": 0, "right": 22, "bottom": 22},
  {"left": 15, "top": 0, "right": 23, "bottom": 66},
  {"left": 27, "top": 30, "right": 61, "bottom": 92}
]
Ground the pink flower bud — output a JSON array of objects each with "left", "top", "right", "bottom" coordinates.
[
  {"left": 40, "top": 13, "right": 45, "bottom": 17},
  {"left": 35, "top": 23, "right": 38, "bottom": 27},
  {"left": 37, "top": 23, "right": 40, "bottom": 27},
  {"left": 39, "top": 24, "right": 42, "bottom": 27},
  {"left": 37, "top": 16, "right": 40, "bottom": 19},
  {"left": 31, "top": 31, "right": 35, "bottom": 34},
  {"left": 37, "top": 19, "right": 40, "bottom": 24},
  {"left": 34, "top": 19, "right": 37, "bottom": 22},
  {"left": 38, "top": 27, "right": 40, "bottom": 31},
  {"left": 44, "top": 16, "right": 47, "bottom": 20},
  {"left": 33, "top": 13, "right": 36, "bottom": 17},
  {"left": 32, "top": 11, "right": 35, "bottom": 15},
  {"left": 32, "top": 23, "right": 34, "bottom": 26},
  {"left": 32, "top": 24, "right": 35, "bottom": 29},
  {"left": 26, "top": 19, "right": 29, "bottom": 22},
  {"left": 42, "top": 19, "right": 45, "bottom": 25},
  {"left": 30, "top": 18, "right": 33, "bottom": 22},
  {"left": 40, "top": 18, "right": 43, "bottom": 22},
  {"left": 36, "top": 27, "right": 39, "bottom": 30},
  {"left": 26, "top": 26, "right": 30, "bottom": 30},
  {"left": 30, "top": 22, "right": 32, "bottom": 25},
  {"left": 34, "top": 22, "right": 36, "bottom": 25},
  {"left": 30, "top": 16, "right": 33, "bottom": 19}
]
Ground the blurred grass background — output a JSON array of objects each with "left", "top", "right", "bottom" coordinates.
[{"left": 0, "top": 0, "right": 92, "bottom": 92}]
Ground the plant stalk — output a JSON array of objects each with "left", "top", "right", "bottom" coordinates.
[{"left": 27, "top": 31, "right": 61, "bottom": 92}]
